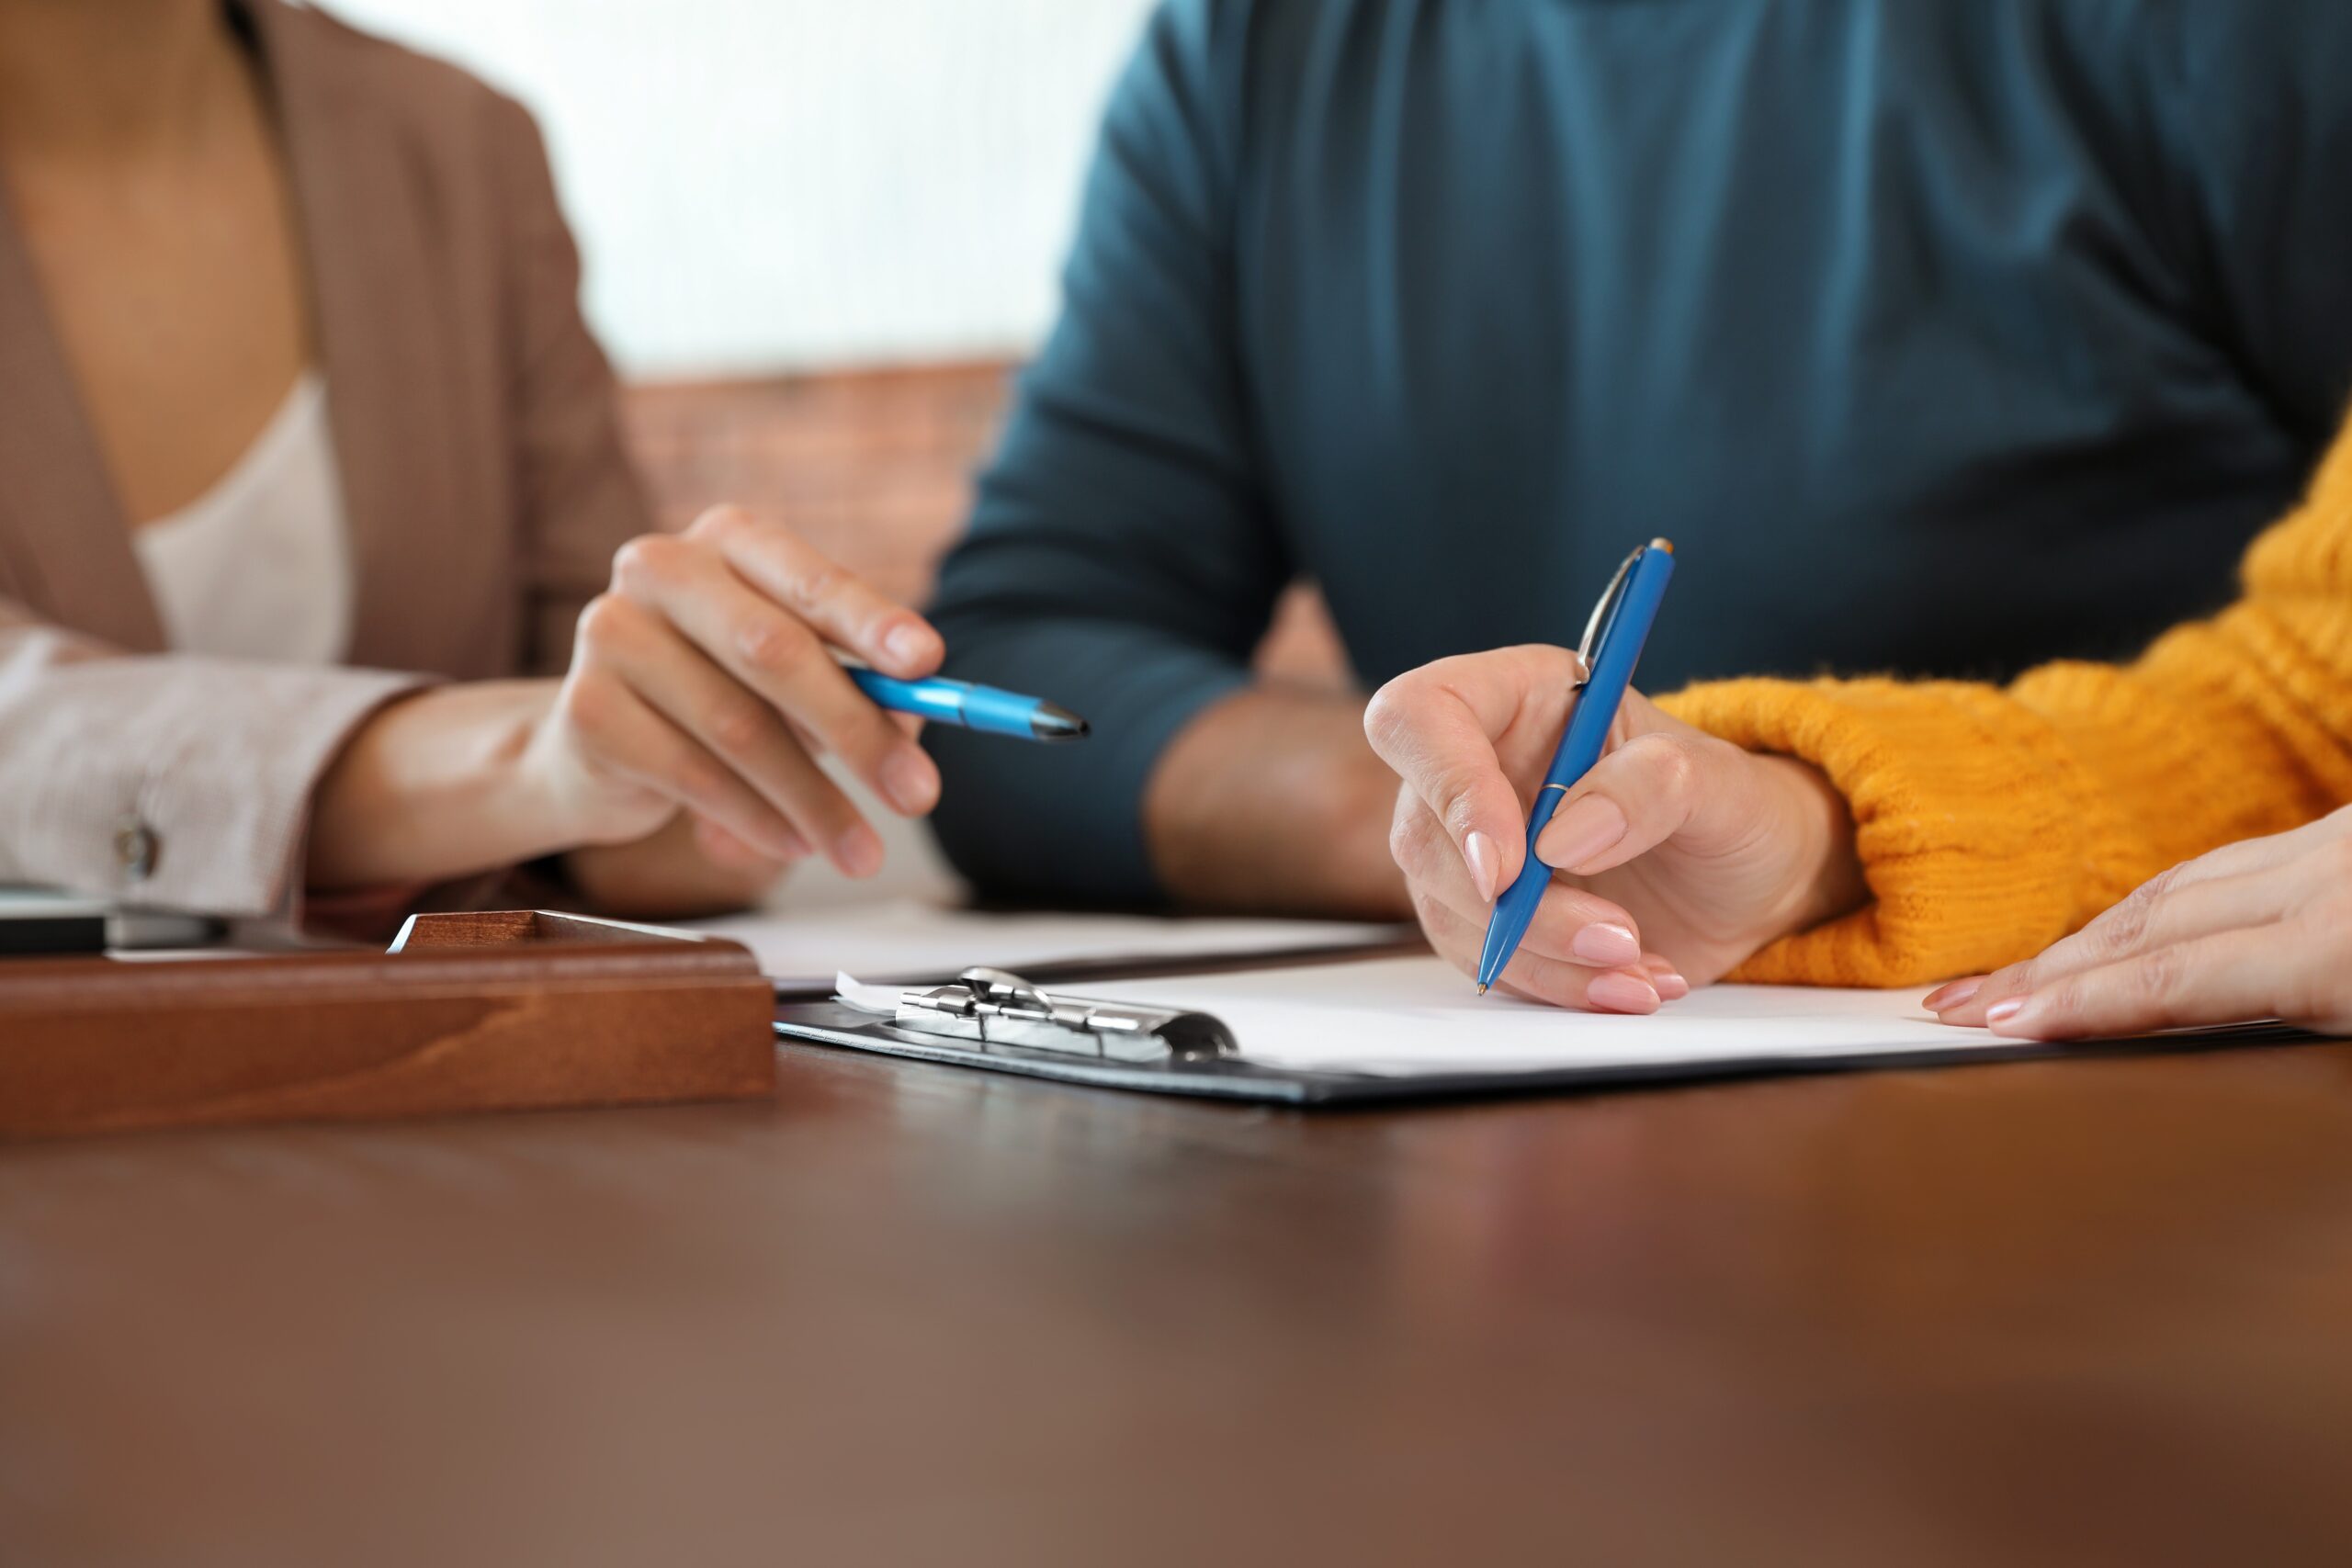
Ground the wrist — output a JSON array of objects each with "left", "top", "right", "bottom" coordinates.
[
  {"left": 1756, "top": 751, "right": 1869, "bottom": 940},
  {"left": 308, "top": 680, "right": 571, "bottom": 891},
  {"left": 464, "top": 680, "right": 588, "bottom": 855}
]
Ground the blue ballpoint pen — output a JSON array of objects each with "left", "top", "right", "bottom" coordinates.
[
  {"left": 1476, "top": 539, "right": 1678, "bottom": 995},
  {"left": 845, "top": 666, "right": 1091, "bottom": 743}
]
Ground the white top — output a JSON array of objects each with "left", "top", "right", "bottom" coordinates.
[{"left": 132, "top": 371, "right": 355, "bottom": 664}]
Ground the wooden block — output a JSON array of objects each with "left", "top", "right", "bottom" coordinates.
[{"left": 0, "top": 913, "right": 776, "bottom": 1140}]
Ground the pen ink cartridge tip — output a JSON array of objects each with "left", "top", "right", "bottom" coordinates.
[
  {"left": 1030, "top": 703, "right": 1091, "bottom": 742},
  {"left": 1476, "top": 983, "right": 1489, "bottom": 997}
]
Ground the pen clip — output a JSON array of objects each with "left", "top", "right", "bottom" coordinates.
[{"left": 1573, "top": 546, "right": 1647, "bottom": 690}]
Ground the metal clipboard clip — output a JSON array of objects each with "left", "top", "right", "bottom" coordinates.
[{"left": 887, "top": 967, "right": 1237, "bottom": 1064}]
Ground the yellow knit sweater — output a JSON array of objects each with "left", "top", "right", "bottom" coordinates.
[{"left": 1658, "top": 414, "right": 2352, "bottom": 988}]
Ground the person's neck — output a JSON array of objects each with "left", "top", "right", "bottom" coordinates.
[{"left": 0, "top": 0, "right": 245, "bottom": 162}]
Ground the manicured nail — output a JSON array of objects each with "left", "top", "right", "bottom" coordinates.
[
  {"left": 885, "top": 621, "right": 938, "bottom": 670},
  {"left": 833, "top": 824, "right": 885, "bottom": 878},
  {"left": 1537, "top": 794, "right": 1628, "bottom": 873},
  {"left": 1464, "top": 830, "right": 1500, "bottom": 904},
  {"left": 1924, "top": 977, "right": 1984, "bottom": 1012},
  {"left": 880, "top": 746, "right": 939, "bottom": 815},
  {"left": 1984, "top": 998, "right": 2027, "bottom": 1030},
  {"left": 1571, "top": 921, "right": 1642, "bottom": 966},
  {"left": 1652, "top": 969, "right": 1691, "bottom": 1001},
  {"left": 1586, "top": 972, "right": 1661, "bottom": 1015}
]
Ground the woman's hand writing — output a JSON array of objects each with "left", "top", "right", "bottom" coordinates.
[{"left": 1364, "top": 645, "right": 1868, "bottom": 1011}]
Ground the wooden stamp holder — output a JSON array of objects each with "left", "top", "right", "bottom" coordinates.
[{"left": 0, "top": 911, "right": 776, "bottom": 1139}]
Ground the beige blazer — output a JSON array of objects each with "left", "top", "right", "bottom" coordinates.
[{"left": 0, "top": 0, "right": 649, "bottom": 917}]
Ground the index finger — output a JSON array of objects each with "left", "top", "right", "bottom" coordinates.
[
  {"left": 1363, "top": 647, "right": 1586, "bottom": 904},
  {"left": 688, "top": 507, "right": 944, "bottom": 678}
]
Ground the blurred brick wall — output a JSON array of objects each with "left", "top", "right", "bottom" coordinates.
[{"left": 620, "top": 361, "right": 1350, "bottom": 687}]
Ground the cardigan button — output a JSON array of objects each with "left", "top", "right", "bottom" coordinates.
[{"left": 112, "top": 817, "right": 159, "bottom": 883}]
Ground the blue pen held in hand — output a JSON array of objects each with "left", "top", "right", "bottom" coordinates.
[
  {"left": 1476, "top": 540, "right": 1678, "bottom": 995},
  {"left": 845, "top": 666, "right": 1091, "bottom": 743}
]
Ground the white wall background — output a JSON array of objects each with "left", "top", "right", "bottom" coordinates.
[{"left": 326, "top": 0, "right": 1159, "bottom": 377}]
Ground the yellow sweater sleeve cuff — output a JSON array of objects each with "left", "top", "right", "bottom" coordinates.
[{"left": 1657, "top": 678, "right": 2138, "bottom": 988}]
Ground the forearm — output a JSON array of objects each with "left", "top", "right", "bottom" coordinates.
[
  {"left": 1143, "top": 683, "right": 1411, "bottom": 919},
  {"left": 305, "top": 681, "right": 577, "bottom": 891}
]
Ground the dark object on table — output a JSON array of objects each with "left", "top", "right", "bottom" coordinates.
[{"left": 0, "top": 896, "right": 107, "bottom": 958}]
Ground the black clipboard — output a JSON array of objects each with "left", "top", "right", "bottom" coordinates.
[{"left": 771, "top": 975, "right": 2315, "bottom": 1108}]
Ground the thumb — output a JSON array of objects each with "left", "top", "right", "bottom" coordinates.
[{"left": 1365, "top": 646, "right": 1586, "bottom": 902}]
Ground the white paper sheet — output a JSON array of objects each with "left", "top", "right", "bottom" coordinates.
[
  {"left": 1091, "top": 954, "right": 2002, "bottom": 1077},
  {"left": 832, "top": 973, "right": 903, "bottom": 1014},
  {"left": 679, "top": 899, "right": 1410, "bottom": 993}
]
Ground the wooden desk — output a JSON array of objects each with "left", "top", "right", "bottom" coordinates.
[{"left": 6, "top": 1038, "right": 2352, "bottom": 1565}]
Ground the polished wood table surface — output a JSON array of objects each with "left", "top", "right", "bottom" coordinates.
[{"left": 8, "top": 1032, "right": 2352, "bottom": 1566}]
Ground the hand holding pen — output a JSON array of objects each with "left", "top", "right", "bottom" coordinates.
[
  {"left": 526, "top": 505, "right": 1082, "bottom": 880},
  {"left": 1364, "top": 544, "right": 1869, "bottom": 1011},
  {"left": 311, "top": 504, "right": 1085, "bottom": 901}
]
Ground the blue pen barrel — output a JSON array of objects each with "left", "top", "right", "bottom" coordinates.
[
  {"left": 1478, "top": 816, "right": 1562, "bottom": 986},
  {"left": 845, "top": 667, "right": 1088, "bottom": 742},
  {"left": 847, "top": 668, "right": 969, "bottom": 728},
  {"left": 1476, "top": 542, "right": 1677, "bottom": 992},
  {"left": 1541, "top": 549, "right": 1676, "bottom": 792}
]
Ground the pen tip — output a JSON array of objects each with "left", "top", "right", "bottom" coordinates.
[
  {"left": 1030, "top": 705, "right": 1091, "bottom": 742},
  {"left": 1029, "top": 703, "right": 1091, "bottom": 742},
  {"left": 1476, "top": 983, "right": 1489, "bottom": 997}
]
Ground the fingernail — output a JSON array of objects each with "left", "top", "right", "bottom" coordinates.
[
  {"left": 1984, "top": 998, "right": 2026, "bottom": 1030},
  {"left": 1586, "top": 972, "right": 1661, "bottom": 1015},
  {"left": 777, "top": 826, "right": 813, "bottom": 861},
  {"left": 1464, "top": 831, "right": 1500, "bottom": 904},
  {"left": 880, "top": 747, "right": 938, "bottom": 815},
  {"left": 1537, "top": 794, "right": 1628, "bottom": 873},
  {"left": 1652, "top": 969, "right": 1691, "bottom": 1001},
  {"left": 1924, "top": 977, "right": 1984, "bottom": 1012},
  {"left": 885, "top": 622, "right": 937, "bottom": 671},
  {"left": 1571, "top": 921, "right": 1642, "bottom": 966},
  {"left": 833, "top": 824, "right": 885, "bottom": 878}
]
